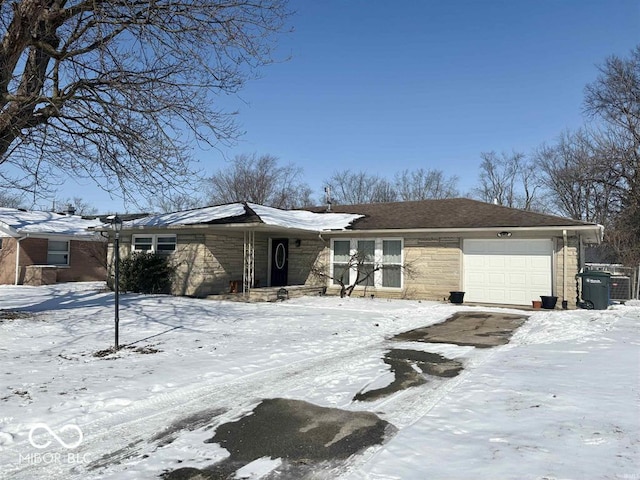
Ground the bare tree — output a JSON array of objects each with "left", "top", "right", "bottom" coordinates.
[
  {"left": 0, "top": 0, "right": 290, "bottom": 202},
  {"left": 394, "top": 168, "right": 459, "bottom": 200},
  {"left": 318, "top": 250, "right": 380, "bottom": 298},
  {"left": 310, "top": 248, "right": 415, "bottom": 298},
  {"left": 206, "top": 153, "right": 312, "bottom": 208},
  {"left": 325, "top": 168, "right": 460, "bottom": 205},
  {"left": 371, "top": 178, "right": 398, "bottom": 203},
  {"left": 55, "top": 196, "right": 98, "bottom": 215},
  {"left": 474, "top": 151, "right": 541, "bottom": 210},
  {"left": 584, "top": 45, "right": 640, "bottom": 265},
  {"left": 147, "top": 191, "right": 206, "bottom": 213},
  {"left": 0, "top": 191, "right": 24, "bottom": 208},
  {"left": 325, "top": 170, "right": 398, "bottom": 204},
  {"left": 534, "top": 129, "right": 619, "bottom": 226}
]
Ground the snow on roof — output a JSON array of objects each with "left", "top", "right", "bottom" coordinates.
[
  {"left": 123, "top": 202, "right": 362, "bottom": 232},
  {"left": 247, "top": 203, "right": 363, "bottom": 231},
  {"left": 126, "top": 203, "right": 247, "bottom": 228},
  {"left": 0, "top": 208, "right": 103, "bottom": 237}
]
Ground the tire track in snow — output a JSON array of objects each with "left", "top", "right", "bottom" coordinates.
[
  {"left": 1, "top": 338, "right": 391, "bottom": 480},
  {"left": 322, "top": 345, "right": 514, "bottom": 480},
  {"left": 3, "top": 310, "right": 530, "bottom": 480}
]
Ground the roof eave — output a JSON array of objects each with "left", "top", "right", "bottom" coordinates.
[
  {"left": 5, "top": 231, "right": 104, "bottom": 241},
  {"left": 323, "top": 224, "right": 604, "bottom": 241},
  {"left": 109, "top": 222, "right": 347, "bottom": 235},
  {"left": 0, "top": 223, "right": 19, "bottom": 237}
]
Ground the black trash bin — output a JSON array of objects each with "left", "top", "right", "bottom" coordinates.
[{"left": 576, "top": 270, "right": 611, "bottom": 310}]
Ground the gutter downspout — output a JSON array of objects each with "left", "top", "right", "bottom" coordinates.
[
  {"left": 562, "top": 230, "right": 568, "bottom": 306},
  {"left": 15, "top": 236, "right": 26, "bottom": 285}
]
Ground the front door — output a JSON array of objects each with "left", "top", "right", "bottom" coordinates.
[{"left": 270, "top": 238, "right": 289, "bottom": 287}]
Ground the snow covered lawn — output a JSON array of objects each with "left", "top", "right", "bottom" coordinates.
[{"left": 0, "top": 282, "right": 638, "bottom": 479}]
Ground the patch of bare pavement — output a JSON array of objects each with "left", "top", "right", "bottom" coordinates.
[
  {"left": 354, "top": 349, "right": 463, "bottom": 402},
  {"left": 160, "top": 311, "right": 527, "bottom": 479},
  {"left": 162, "top": 398, "right": 395, "bottom": 480},
  {"left": 394, "top": 311, "right": 528, "bottom": 348}
]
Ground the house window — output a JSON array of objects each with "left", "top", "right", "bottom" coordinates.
[
  {"left": 382, "top": 240, "right": 402, "bottom": 288},
  {"left": 47, "top": 240, "right": 69, "bottom": 266},
  {"left": 332, "top": 240, "right": 351, "bottom": 286},
  {"left": 133, "top": 236, "right": 153, "bottom": 252},
  {"left": 356, "top": 240, "right": 375, "bottom": 287},
  {"left": 330, "top": 238, "right": 403, "bottom": 289},
  {"left": 156, "top": 236, "right": 177, "bottom": 253},
  {"left": 132, "top": 234, "right": 176, "bottom": 254}
]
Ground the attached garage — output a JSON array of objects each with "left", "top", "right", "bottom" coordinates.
[{"left": 463, "top": 239, "right": 553, "bottom": 306}]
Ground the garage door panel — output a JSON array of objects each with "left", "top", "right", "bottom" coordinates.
[
  {"left": 507, "top": 256, "right": 527, "bottom": 269},
  {"left": 507, "top": 289, "right": 528, "bottom": 305},
  {"left": 487, "top": 257, "right": 505, "bottom": 268},
  {"left": 467, "top": 272, "right": 485, "bottom": 284},
  {"left": 466, "top": 259, "right": 486, "bottom": 270},
  {"left": 529, "top": 256, "right": 550, "bottom": 270},
  {"left": 485, "top": 288, "right": 508, "bottom": 303},
  {"left": 530, "top": 273, "right": 551, "bottom": 291},
  {"left": 487, "top": 272, "right": 506, "bottom": 286},
  {"left": 464, "top": 239, "right": 552, "bottom": 306}
]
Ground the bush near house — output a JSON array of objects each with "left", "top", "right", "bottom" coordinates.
[{"left": 119, "top": 252, "right": 175, "bottom": 294}]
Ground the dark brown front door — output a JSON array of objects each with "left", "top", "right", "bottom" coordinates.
[{"left": 271, "top": 238, "right": 289, "bottom": 287}]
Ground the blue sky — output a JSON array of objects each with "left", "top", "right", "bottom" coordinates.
[{"left": 50, "top": 0, "right": 639, "bottom": 212}]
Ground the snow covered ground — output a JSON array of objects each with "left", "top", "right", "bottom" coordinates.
[{"left": 0, "top": 282, "right": 637, "bottom": 479}]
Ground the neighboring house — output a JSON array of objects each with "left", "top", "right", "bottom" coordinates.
[
  {"left": 0, "top": 208, "right": 106, "bottom": 285},
  {"left": 101, "top": 199, "right": 602, "bottom": 308}
]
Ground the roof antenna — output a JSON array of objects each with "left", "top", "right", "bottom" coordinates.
[{"left": 324, "top": 186, "right": 332, "bottom": 212}]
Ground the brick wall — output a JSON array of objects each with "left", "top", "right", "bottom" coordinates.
[
  {"left": 0, "top": 237, "right": 16, "bottom": 284},
  {"left": 0, "top": 237, "right": 106, "bottom": 285}
]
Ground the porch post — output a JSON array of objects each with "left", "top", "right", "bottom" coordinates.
[{"left": 243, "top": 230, "right": 255, "bottom": 297}]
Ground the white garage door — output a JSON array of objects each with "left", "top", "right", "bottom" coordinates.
[{"left": 463, "top": 239, "right": 553, "bottom": 306}]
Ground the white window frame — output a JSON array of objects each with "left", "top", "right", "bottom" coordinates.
[
  {"left": 132, "top": 234, "right": 177, "bottom": 254},
  {"left": 47, "top": 239, "right": 70, "bottom": 266},
  {"left": 329, "top": 238, "right": 404, "bottom": 290},
  {"left": 381, "top": 239, "right": 403, "bottom": 288}
]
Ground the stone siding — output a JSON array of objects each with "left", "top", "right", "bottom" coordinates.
[
  {"left": 172, "top": 232, "right": 246, "bottom": 297},
  {"left": 287, "top": 236, "right": 326, "bottom": 286},
  {"left": 403, "top": 236, "right": 462, "bottom": 300},
  {"left": 553, "top": 236, "right": 580, "bottom": 307}
]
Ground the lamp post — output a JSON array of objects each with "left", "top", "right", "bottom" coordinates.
[{"left": 111, "top": 214, "right": 123, "bottom": 351}]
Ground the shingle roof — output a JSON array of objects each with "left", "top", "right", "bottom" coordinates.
[{"left": 308, "top": 198, "right": 597, "bottom": 230}]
